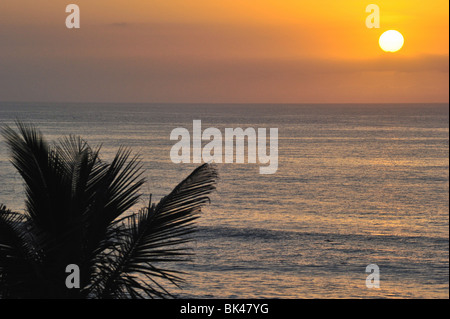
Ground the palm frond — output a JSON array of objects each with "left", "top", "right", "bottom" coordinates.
[
  {"left": 96, "top": 164, "right": 218, "bottom": 299},
  {"left": 82, "top": 148, "right": 146, "bottom": 277},
  {"left": 2, "top": 122, "right": 62, "bottom": 233},
  {"left": 2, "top": 123, "right": 147, "bottom": 297},
  {"left": 0, "top": 205, "right": 41, "bottom": 298},
  {"left": 1, "top": 122, "right": 218, "bottom": 299},
  {"left": 2, "top": 124, "right": 90, "bottom": 297}
]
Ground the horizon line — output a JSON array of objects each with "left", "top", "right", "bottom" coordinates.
[{"left": 0, "top": 101, "right": 449, "bottom": 106}]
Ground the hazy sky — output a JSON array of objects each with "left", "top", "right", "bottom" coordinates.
[{"left": 0, "top": 0, "right": 448, "bottom": 103}]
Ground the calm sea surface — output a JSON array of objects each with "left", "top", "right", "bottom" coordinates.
[{"left": 0, "top": 102, "right": 448, "bottom": 298}]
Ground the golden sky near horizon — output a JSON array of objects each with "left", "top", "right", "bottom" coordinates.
[{"left": 0, "top": 0, "right": 448, "bottom": 103}]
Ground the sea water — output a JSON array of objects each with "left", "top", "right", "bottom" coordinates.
[{"left": 0, "top": 102, "right": 448, "bottom": 298}]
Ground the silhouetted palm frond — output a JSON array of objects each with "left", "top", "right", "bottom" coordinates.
[
  {"left": 0, "top": 205, "right": 40, "bottom": 298},
  {"left": 0, "top": 122, "right": 217, "bottom": 299},
  {"left": 94, "top": 164, "right": 218, "bottom": 299}
]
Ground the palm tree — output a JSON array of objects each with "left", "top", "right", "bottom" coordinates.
[{"left": 0, "top": 122, "right": 218, "bottom": 299}]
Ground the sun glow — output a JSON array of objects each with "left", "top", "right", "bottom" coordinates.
[{"left": 379, "top": 30, "right": 405, "bottom": 52}]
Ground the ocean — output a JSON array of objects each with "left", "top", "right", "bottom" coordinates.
[{"left": 0, "top": 102, "right": 448, "bottom": 298}]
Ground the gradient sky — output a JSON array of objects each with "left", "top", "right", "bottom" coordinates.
[{"left": 0, "top": 0, "right": 448, "bottom": 103}]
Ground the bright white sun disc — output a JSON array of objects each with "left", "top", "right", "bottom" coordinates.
[{"left": 379, "top": 30, "right": 404, "bottom": 52}]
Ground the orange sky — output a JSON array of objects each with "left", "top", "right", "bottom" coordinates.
[{"left": 0, "top": 0, "right": 448, "bottom": 103}]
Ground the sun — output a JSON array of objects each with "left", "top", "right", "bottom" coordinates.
[{"left": 379, "top": 30, "right": 404, "bottom": 52}]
